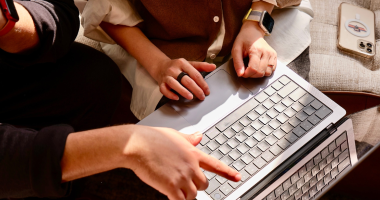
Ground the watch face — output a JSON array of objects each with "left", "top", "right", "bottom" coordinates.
[
  {"left": 4, "top": 0, "right": 19, "bottom": 21},
  {"left": 262, "top": 11, "right": 274, "bottom": 33}
]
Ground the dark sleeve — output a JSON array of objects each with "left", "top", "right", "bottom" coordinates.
[
  {"left": 0, "top": 0, "right": 79, "bottom": 67},
  {"left": 0, "top": 124, "right": 74, "bottom": 198}
]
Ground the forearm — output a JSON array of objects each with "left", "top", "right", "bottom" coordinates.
[
  {"left": 0, "top": 2, "right": 39, "bottom": 53},
  {"left": 100, "top": 22, "right": 169, "bottom": 81}
]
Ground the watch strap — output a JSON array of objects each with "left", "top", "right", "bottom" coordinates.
[
  {"left": 243, "top": 9, "right": 263, "bottom": 23},
  {"left": 0, "top": 19, "right": 15, "bottom": 36}
]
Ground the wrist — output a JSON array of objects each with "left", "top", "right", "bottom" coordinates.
[
  {"left": 242, "top": 20, "right": 265, "bottom": 38},
  {"left": 149, "top": 56, "right": 171, "bottom": 83}
]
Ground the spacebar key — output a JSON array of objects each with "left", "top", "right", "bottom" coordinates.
[{"left": 216, "top": 97, "right": 259, "bottom": 132}]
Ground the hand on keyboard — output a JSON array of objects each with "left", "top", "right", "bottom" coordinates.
[{"left": 124, "top": 126, "right": 241, "bottom": 200}]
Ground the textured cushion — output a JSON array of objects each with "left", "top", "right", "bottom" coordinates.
[{"left": 309, "top": 0, "right": 380, "bottom": 94}]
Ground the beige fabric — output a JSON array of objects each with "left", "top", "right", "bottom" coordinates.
[
  {"left": 349, "top": 106, "right": 380, "bottom": 146},
  {"left": 308, "top": 0, "right": 380, "bottom": 95}
]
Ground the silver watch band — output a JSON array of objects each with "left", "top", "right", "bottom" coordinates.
[{"left": 247, "top": 10, "right": 262, "bottom": 22}]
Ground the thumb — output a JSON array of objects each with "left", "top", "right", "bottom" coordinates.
[
  {"left": 231, "top": 45, "right": 245, "bottom": 77},
  {"left": 181, "top": 132, "right": 203, "bottom": 146},
  {"left": 189, "top": 61, "right": 216, "bottom": 72}
]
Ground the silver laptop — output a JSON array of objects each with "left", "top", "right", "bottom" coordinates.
[{"left": 138, "top": 60, "right": 356, "bottom": 200}]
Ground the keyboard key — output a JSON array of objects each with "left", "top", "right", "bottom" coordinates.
[
  {"left": 309, "top": 185, "right": 318, "bottom": 197},
  {"left": 206, "top": 178, "right": 221, "bottom": 194},
  {"left": 321, "top": 147, "right": 329, "bottom": 159},
  {"left": 331, "top": 157, "right": 339, "bottom": 169},
  {"left": 289, "top": 87, "right": 306, "bottom": 101},
  {"left": 333, "top": 146, "right": 342, "bottom": 158},
  {"left": 255, "top": 105, "right": 268, "bottom": 115},
  {"left": 307, "top": 114, "right": 321, "bottom": 125},
  {"left": 284, "top": 107, "right": 297, "bottom": 118},
  {"left": 228, "top": 180, "right": 242, "bottom": 189},
  {"left": 266, "top": 191, "right": 276, "bottom": 200},
  {"left": 277, "top": 138, "right": 290, "bottom": 150},
  {"left": 216, "top": 176, "right": 228, "bottom": 184},
  {"left": 237, "top": 144, "right": 249, "bottom": 154},
  {"left": 269, "top": 119, "right": 281, "bottom": 129},
  {"left": 245, "top": 137, "right": 258, "bottom": 148},
  {"left": 240, "top": 170, "right": 250, "bottom": 182},
  {"left": 275, "top": 185, "right": 284, "bottom": 197},
  {"left": 274, "top": 103, "right": 287, "bottom": 112},
  {"left": 219, "top": 182, "right": 233, "bottom": 196},
  {"left": 298, "top": 166, "right": 307, "bottom": 178},
  {"left": 291, "top": 172, "right": 300, "bottom": 184},
  {"left": 200, "top": 147, "right": 212, "bottom": 154},
  {"left": 261, "top": 125, "right": 274, "bottom": 135},
  {"left": 278, "top": 82, "right": 298, "bottom": 98},
  {"left": 253, "top": 157, "right": 267, "bottom": 168},
  {"left": 306, "top": 160, "right": 315, "bottom": 171},
  {"left": 293, "top": 126, "right": 306, "bottom": 137},
  {"left": 204, "top": 171, "right": 216, "bottom": 180},
  {"left": 296, "top": 111, "right": 308, "bottom": 121},
  {"left": 249, "top": 147, "right": 262, "bottom": 158},
  {"left": 219, "top": 144, "right": 232, "bottom": 155},
  {"left": 215, "top": 134, "right": 227, "bottom": 145},
  {"left": 310, "top": 176, "right": 318, "bottom": 187},
  {"left": 206, "top": 127, "right": 220, "bottom": 139},
  {"left": 301, "top": 182, "right": 310, "bottom": 193},
  {"left": 315, "top": 106, "right": 331, "bottom": 119},
  {"left": 215, "top": 98, "right": 259, "bottom": 132},
  {"left": 341, "top": 141, "right": 348, "bottom": 151},
  {"left": 264, "top": 86, "right": 277, "bottom": 96},
  {"left": 282, "top": 97, "right": 294, "bottom": 107},
  {"left": 283, "top": 178, "right": 292, "bottom": 190},
  {"left": 232, "top": 123, "right": 244, "bottom": 133},
  {"left": 277, "top": 113, "right": 289, "bottom": 124},
  {"left": 259, "top": 114, "right": 272, "bottom": 125},
  {"left": 245, "top": 163, "right": 259, "bottom": 175},
  {"left": 200, "top": 135, "right": 210, "bottom": 145},
  {"left": 228, "top": 149, "right": 242, "bottom": 160},
  {"left": 310, "top": 100, "right": 323, "bottom": 110},
  {"left": 300, "top": 121, "right": 313, "bottom": 131},
  {"left": 279, "top": 76, "right": 291, "bottom": 85},
  {"left": 227, "top": 138, "right": 239, "bottom": 148},
  {"left": 281, "top": 123, "right": 293, "bottom": 133},
  {"left": 211, "top": 151, "right": 223, "bottom": 160},
  {"left": 294, "top": 189, "right": 303, "bottom": 200},
  {"left": 328, "top": 141, "right": 336, "bottom": 153},
  {"left": 235, "top": 132, "right": 248, "bottom": 143},
  {"left": 338, "top": 157, "right": 350, "bottom": 172},
  {"left": 299, "top": 94, "right": 315, "bottom": 106},
  {"left": 251, "top": 120, "right": 264, "bottom": 130},
  {"left": 267, "top": 108, "right": 279, "bottom": 118},
  {"left": 221, "top": 156, "right": 233, "bottom": 166},
  {"left": 330, "top": 167, "right": 338, "bottom": 178},
  {"left": 270, "top": 93, "right": 283, "bottom": 103},
  {"left": 263, "top": 98, "right": 275, "bottom": 109},
  {"left": 255, "top": 92, "right": 269, "bottom": 103},
  {"left": 319, "top": 159, "right": 328, "bottom": 169},
  {"left": 272, "top": 81, "right": 284, "bottom": 91},
  {"left": 316, "top": 179, "right": 325, "bottom": 191},
  {"left": 281, "top": 190, "right": 290, "bottom": 200},
  {"left": 207, "top": 141, "right": 220, "bottom": 151},
  {"left": 253, "top": 131, "right": 266, "bottom": 141},
  {"left": 285, "top": 133, "right": 298, "bottom": 143},
  {"left": 314, "top": 154, "right": 322, "bottom": 165},
  {"left": 232, "top": 160, "right": 245, "bottom": 171},
  {"left": 324, "top": 172, "right": 333, "bottom": 184},
  {"left": 269, "top": 144, "right": 282, "bottom": 156},
  {"left": 273, "top": 129, "right": 286, "bottom": 139},
  {"left": 261, "top": 151, "right": 274, "bottom": 162},
  {"left": 336, "top": 133, "right": 347, "bottom": 146},
  {"left": 303, "top": 105, "right": 316, "bottom": 116},
  {"left": 247, "top": 111, "right": 260, "bottom": 121},
  {"left": 243, "top": 126, "right": 255, "bottom": 136},
  {"left": 266, "top": 135, "right": 278, "bottom": 145},
  {"left": 289, "top": 184, "right": 298, "bottom": 195},
  {"left": 326, "top": 153, "right": 334, "bottom": 164},
  {"left": 210, "top": 190, "right": 224, "bottom": 200},
  {"left": 223, "top": 128, "right": 235, "bottom": 139},
  {"left": 241, "top": 153, "right": 254, "bottom": 164},
  {"left": 291, "top": 102, "right": 304, "bottom": 112},
  {"left": 257, "top": 141, "right": 270, "bottom": 151},
  {"left": 296, "top": 177, "right": 305, "bottom": 189},
  {"left": 239, "top": 116, "right": 251, "bottom": 127},
  {"left": 317, "top": 170, "right": 325, "bottom": 181}
]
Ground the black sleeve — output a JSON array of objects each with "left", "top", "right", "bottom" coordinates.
[
  {"left": 0, "top": 124, "right": 74, "bottom": 198},
  {"left": 0, "top": 0, "right": 79, "bottom": 67}
]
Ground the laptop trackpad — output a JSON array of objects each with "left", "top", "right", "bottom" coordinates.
[{"left": 169, "top": 69, "right": 252, "bottom": 132}]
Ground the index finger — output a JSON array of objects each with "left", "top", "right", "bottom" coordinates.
[
  {"left": 231, "top": 45, "right": 245, "bottom": 77},
  {"left": 198, "top": 151, "right": 241, "bottom": 182}
]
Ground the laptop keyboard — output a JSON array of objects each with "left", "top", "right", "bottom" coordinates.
[
  {"left": 196, "top": 75, "right": 333, "bottom": 200},
  {"left": 262, "top": 131, "right": 351, "bottom": 200}
]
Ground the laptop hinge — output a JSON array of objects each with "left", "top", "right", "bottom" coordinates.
[{"left": 326, "top": 123, "right": 337, "bottom": 134}]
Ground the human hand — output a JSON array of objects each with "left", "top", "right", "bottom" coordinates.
[
  {"left": 153, "top": 58, "right": 216, "bottom": 101},
  {"left": 232, "top": 21, "right": 277, "bottom": 78},
  {"left": 123, "top": 125, "right": 241, "bottom": 200}
]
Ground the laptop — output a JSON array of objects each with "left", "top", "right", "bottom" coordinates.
[{"left": 138, "top": 59, "right": 356, "bottom": 200}]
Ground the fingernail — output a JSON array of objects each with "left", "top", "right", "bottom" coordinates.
[
  {"left": 188, "top": 93, "right": 193, "bottom": 99},
  {"left": 201, "top": 94, "right": 206, "bottom": 100},
  {"left": 206, "top": 88, "right": 210, "bottom": 95},
  {"left": 235, "top": 173, "right": 241, "bottom": 181},
  {"left": 195, "top": 132, "right": 202, "bottom": 138}
]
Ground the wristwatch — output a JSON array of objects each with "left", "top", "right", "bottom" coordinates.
[
  {"left": 0, "top": 0, "right": 19, "bottom": 37},
  {"left": 243, "top": 8, "right": 274, "bottom": 36}
]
